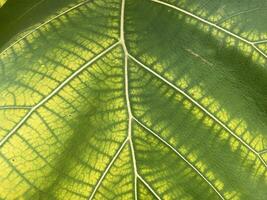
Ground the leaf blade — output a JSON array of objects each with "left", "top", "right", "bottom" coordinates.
[{"left": 0, "top": 0, "right": 267, "bottom": 199}]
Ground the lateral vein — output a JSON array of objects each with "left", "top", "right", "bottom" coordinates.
[
  {"left": 137, "top": 174, "right": 162, "bottom": 200},
  {"left": 0, "top": 0, "right": 91, "bottom": 56},
  {"left": 0, "top": 106, "right": 32, "bottom": 110},
  {"left": 87, "top": 139, "right": 128, "bottom": 200},
  {"left": 0, "top": 42, "right": 119, "bottom": 147},
  {"left": 133, "top": 116, "right": 225, "bottom": 200},
  {"left": 150, "top": 0, "right": 267, "bottom": 58},
  {"left": 128, "top": 54, "right": 266, "bottom": 168}
]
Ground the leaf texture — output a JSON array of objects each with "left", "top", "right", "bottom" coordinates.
[
  {"left": 0, "top": 0, "right": 7, "bottom": 8},
  {"left": 0, "top": 0, "right": 267, "bottom": 199}
]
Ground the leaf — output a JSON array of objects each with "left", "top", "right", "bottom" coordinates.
[
  {"left": 0, "top": 0, "right": 7, "bottom": 8},
  {"left": 0, "top": 0, "right": 83, "bottom": 48},
  {"left": 0, "top": 0, "right": 267, "bottom": 199}
]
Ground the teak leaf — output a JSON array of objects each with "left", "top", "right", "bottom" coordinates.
[{"left": 0, "top": 0, "right": 267, "bottom": 199}]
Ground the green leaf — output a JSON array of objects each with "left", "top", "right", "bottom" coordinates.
[
  {"left": 0, "top": 0, "right": 84, "bottom": 48},
  {"left": 0, "top": 0, "right": 267, "bottom": 199}
]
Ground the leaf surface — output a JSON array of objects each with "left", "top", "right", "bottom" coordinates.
[
  {"left": 0, "top": 0, "right": 7, "bottom": 8},
  {"left": 0, "top": 0, "right": 267, "bottom": 199}
]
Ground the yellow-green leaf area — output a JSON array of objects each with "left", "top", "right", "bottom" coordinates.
[{"left": 0, "top": 0, "right": 6, "bottom": 8}]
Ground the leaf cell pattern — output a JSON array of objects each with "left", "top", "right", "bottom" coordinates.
[{"left": 0, "top": 0, "right": 267, "bottom": 199}]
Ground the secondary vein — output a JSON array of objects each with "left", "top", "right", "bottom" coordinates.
[
  {"left": 128, "top": 54, "right": 267, "bottom": 168},
  {"left": 0, "top": 42, "right": 119, "bottom": 147},
  {"left": 133, "top": 116, "right": 225, "bottom": 200},
  {"left": 151, "top": 0, "right": 267, "bottom": 59},
  {"left": 0, "top": 0, "right": 91, "bottom": 56}
]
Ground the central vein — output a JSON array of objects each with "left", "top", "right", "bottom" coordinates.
[{"left": 120, "top": 0, "right": 138, "bottom": 199}]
